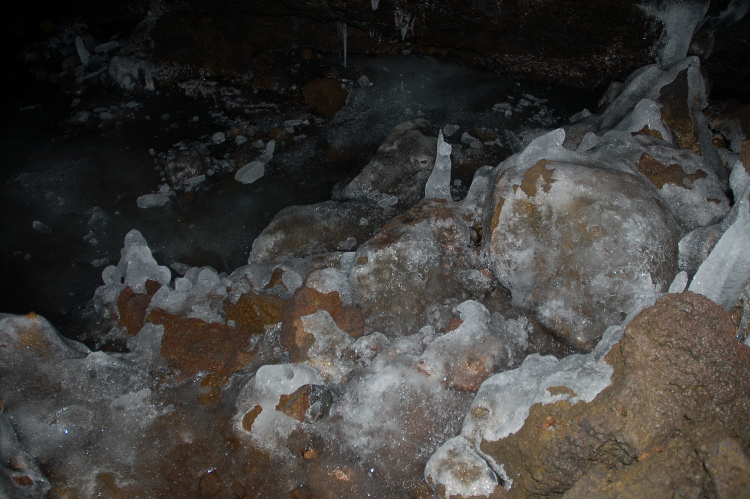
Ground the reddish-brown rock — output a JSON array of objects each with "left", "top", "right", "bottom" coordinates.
[
  {"left": 480, "top": 292, "right": 750, "bottom": 497},
  {"left": 148, "top": 309, "right": 258, "bottom": 379}
]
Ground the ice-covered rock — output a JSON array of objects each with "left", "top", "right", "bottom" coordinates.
[
  {"left": 234, "top": 160, "right": 265, "bottom": 184},
  {"left": 332, "top": 354, "right": 471, "bottom": 483},
  {"left": 234, "top": 364, "right": 326, "bottom": 457},
  {"left": 428, "top": 292, "right": 750, "bottom": 497},
  {"left": 235, "top": 140, "right": 274, "bottom": 185},
  {"left": 351, "top": 198, "right": 482, "bottom": 338},
  {"left": 424, "top": 130, "right": 453, "bottom": 201},
  {"left": 75, "top": 36, "right": 90, "bottom": 67},
  {"left": 483, "top": 150, "right": 680, "bottom": 350},
  {"left": 634, "top": 138, "right": 730, "bottom": 230},
  {"left": 640, "top": 0, "right": 709, "bottom": 70},
  {"left": 417, "top": 300, "right": 522, "bottom": 391},
  {"left": 334, "top": 119, "right": 437, "bottom": 210},
  {"left": 108, "top": 55, "right": 154, "bottom": 91}
]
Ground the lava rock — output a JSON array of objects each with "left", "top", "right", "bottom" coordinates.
[{"left": 477, "top": 292, "right": 750, "bottom": 497}]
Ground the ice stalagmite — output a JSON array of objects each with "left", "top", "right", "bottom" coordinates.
[{"left": 424, "top": 130, "right": 452, "bottom": 201}]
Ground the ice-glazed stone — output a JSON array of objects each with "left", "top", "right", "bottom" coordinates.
[{"left": 483, "top": 159, "right": 680, "bottom": 350}]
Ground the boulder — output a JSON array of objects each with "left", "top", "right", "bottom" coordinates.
[
  {"left": 248, "top": 199, "right": 395, "bottom": 264},
  {"left": 483, "top": 158, "right": 681, "bottom": 350},
  {"left": 469, "top": 293, "right": 749, "bottom": 497}
]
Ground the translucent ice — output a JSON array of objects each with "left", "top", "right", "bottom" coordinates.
[
  {"left": 689, "top": 185, "right": 750, "bottom": 309},
  {"left": 424, "top": 130, "right": 453, "bottom": 201},
  {"left": 640, "top": 0, "right": 708, "bottom": 69}
]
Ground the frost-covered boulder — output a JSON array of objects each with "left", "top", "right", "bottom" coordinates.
[
  {"left": 483, "top": 157, "right": 680, "bottom": 350},
  {"left": 280, "top": 270, "right": 364, "bottom": 384},
  {"left": 234, "top": 364, "right": 326, "bottom": 458},
  {"left": 417, "top": 300, "right": 526, "bottom": 391},
  {"left": 334, "top": 119, "right": 438, "bottom": 209},
  {"left": 350, "top": 198, "right": 482, "bottom": 338},
  {"left": 332, "top": 342, "right": 472, "bottom": 484}
]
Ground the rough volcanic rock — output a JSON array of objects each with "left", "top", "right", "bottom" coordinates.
[
  {"left": 475, "top": 292, "right": 750, "bottom": 497},
  {"left": 483, "top": 158, "right": 681, "bottom": 350}
]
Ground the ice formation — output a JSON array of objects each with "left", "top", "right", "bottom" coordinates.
[
  {"left": 424, "top": 130, "right": 453, "bottom": 201},
  {"left": 235, "top": 140, "right": 275, "bottom": 184}
]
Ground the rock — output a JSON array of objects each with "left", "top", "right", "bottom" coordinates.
[
  {"left": 148, "top": 309, "right": 259, "bottom": 379},
  {"left": 483, "top": 158, "right": 681, "bottom": 350},
  {"left": 116, "top": 280, "right": 162, "bottom": 336},
  {"left": 473, "top": 292, "right": 750, "bottom": 497},
  {"left": 163, "top": 141, "right": 211, "bottom": 189},
  {"left": 335, "top": 119, "right": 437, "bottom": 210},
  {"left": 303, "top": 78, "right": 349, "bottom": 118},
  {"left": 280, "top": 280, "right": 364, "bottom": 382},
  {"left": 248, "top": 199, "right": 395, "bottom": 264},
  {"left": 333, "top": 352, "right": 472, "bottom": 485},
  {"left": 234, "top": 363, "right": 326, "bottom": 457},
  {"left": 689, "top": 182, "right": 750, "bottom": 310},
  {"left": 350, "top": 198, "right": 481, "bottom": 338},
  {"left": 109, "top": 55, "right": 154, "bottom": 91}
]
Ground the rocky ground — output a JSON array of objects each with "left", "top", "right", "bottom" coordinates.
[{"left": 2, "top": 2, "right": 750, "bottom": 498}]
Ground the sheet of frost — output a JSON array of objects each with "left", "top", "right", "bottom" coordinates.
[
  {"left": 234, "top": 364, "right": 325, "bottom": 457},
  {"left": 424, "top": 130, "right": 453, "bottom": 201},
  {"left": 689, "top": 185, "right": 750, "bottom": 309},
  {"left": 425, "top": 300, "right": 655, "bottom": 496}
]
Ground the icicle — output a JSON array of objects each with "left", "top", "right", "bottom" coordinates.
[
  {"left": 337, "top": 21, "right": 348, "bottom": 68},
  {"left": 394, "top": 9, "right": 415, "bottom": 41}
]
